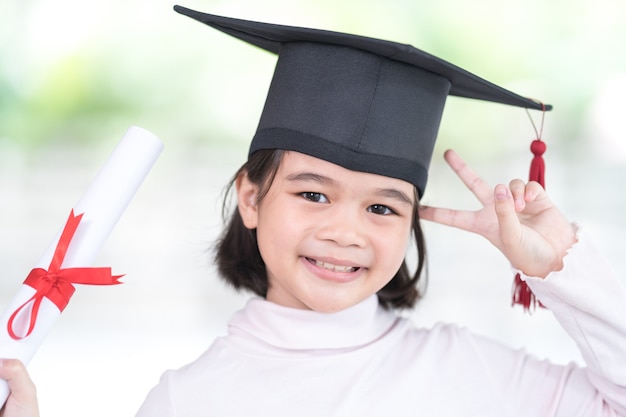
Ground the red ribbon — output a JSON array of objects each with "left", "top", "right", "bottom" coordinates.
[{"left": 7, "top": 210, "right": 122, "bottom": 340}]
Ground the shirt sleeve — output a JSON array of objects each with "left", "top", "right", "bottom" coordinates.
[
  {"left": 520, "top": 228, "right": 626, "bottom": 416},
  {"left": 134, "top": 371, "right": 177, "bottom": 417}
]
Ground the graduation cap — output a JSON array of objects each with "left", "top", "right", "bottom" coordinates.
[{"left": 173, "top": 5, "right": 550, "bottom": 199}]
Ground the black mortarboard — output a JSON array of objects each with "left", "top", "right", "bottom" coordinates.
[{"left": 174, "top": 5, "right": 551, "bottom": 197}]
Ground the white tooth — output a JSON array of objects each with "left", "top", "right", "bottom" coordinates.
[{"left": 314, "top": 260, "right": 355, "bottom": 272}]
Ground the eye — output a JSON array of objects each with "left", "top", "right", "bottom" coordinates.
[
  {"left": 367, "top": 204, "right": 395, "bottom": 215},
  {"left": 301, "top": 192, "right": 329, "bottom": 203}
]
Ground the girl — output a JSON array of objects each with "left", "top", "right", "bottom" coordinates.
[{"left": 2, "top": 6, "right": 626, "bottom": 416}]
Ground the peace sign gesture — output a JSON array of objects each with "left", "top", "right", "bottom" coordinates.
[{"left": 419, "top": 150, "right": 577, "bottom": 278}]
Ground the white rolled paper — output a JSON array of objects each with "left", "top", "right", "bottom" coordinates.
[{"left": 0, "top": 126, "right": 164, "bottom": 406}]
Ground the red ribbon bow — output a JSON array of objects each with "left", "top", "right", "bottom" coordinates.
[{"left": 7, "top": 210, "right": 123, "bottom": 340}]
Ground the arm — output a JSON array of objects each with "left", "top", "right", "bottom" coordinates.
[
  {"left": 0, "top": 359, "right": 39, "bottom": 417},
  {"left": 522, "top": 231, "right": 626, "bottom": 415},
  {"left": 420, "top": 149, "right": 626, "bottom": 415}
]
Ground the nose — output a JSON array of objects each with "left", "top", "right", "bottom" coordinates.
[{"left": 315, "top": 205, "right": 367, "bottom": 247}]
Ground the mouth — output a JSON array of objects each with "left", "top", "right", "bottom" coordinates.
[{"left": 306, "top": 257, "right": 360, "bottom": 273}]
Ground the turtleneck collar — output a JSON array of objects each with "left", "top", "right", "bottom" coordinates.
[{"left": 227, "top": 295, "right": 399, "bottom": 351}]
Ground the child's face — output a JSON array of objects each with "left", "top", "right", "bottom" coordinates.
[{"left": 238, "top": 151, "right": 415, "bottom": 313}]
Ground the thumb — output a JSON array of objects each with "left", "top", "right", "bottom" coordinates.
[{"left": 0, "top": 359, "right": 39, "bottom": 417}]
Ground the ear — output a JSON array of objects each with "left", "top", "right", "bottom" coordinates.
[{"left": 236, "top": 171, "right": 259, "bottom": 229}]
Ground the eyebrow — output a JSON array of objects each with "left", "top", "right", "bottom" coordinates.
[
  {"left": 285, "top": 172, "right": 334, "bottom": 185},
  {"left": 374, "top": 188, "right": 414, "bottom": 206},
  {"left": 285, "top": 171, "right": 414, "bottom": 206}
]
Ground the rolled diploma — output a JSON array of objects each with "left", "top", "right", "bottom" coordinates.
[{"left": 0, "top": 126, "right": 164, "bottom": 406}]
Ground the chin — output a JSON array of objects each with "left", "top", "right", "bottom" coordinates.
[{"left": 305, "top": 295, "right": 364, "bottom": 314}]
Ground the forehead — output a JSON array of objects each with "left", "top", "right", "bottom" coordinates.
[{"left": 278, "top": 151, "right": 416, "bottom": 194}]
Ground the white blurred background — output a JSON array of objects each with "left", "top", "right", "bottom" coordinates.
[{"left": 1, "top": 0, "right": 625, "bottom": 415}]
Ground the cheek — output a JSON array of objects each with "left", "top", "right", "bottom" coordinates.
[
  {"left": 378, "top": 226, "right": 413, "bottom": 271},
  {"left": 255, "top": 204, "right": 302, "bottom": 262}
]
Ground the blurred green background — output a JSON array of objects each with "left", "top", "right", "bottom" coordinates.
[
  {"left": 2, "top": 0, "right": 624, "bottom": 154},
  {"left": 1, "top": 1, "right": 625, "bottom": 416}
]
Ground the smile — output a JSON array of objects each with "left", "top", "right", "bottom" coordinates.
[{"left": 307, "top": 258, "right": 359, "bottom": 273}]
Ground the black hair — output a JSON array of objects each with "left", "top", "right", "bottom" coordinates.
[{"left": 214, "top": 149, "right": 427, "bottom": 310}]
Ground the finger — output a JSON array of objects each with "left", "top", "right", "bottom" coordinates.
[
  {"left": 509, "top": 179, "right": 526, "bottom": 212},
  {"left": 0, "top": 358, "right": 35, "bottom": 394},
  {"left": 0, "top": 359, "right": 38, "bottom": 410},
  {"left": 443, "top": 149, "right": 493, "bottom": 206},
  {"left": 523, "top": 180, "right": 544, "bottom": 203},
  {"left": 494, "top": 184, "right": 523, "bottom": 245},
  {"left": 419, "top": 205, "right": 478, "bottom": 233}
]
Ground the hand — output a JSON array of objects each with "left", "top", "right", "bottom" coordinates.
[
  {"left": 0, "top": 359, "right": 39, "bottom": 417},
  {"left": 419, "top": 149, "right": 577, "bottom": 278}
]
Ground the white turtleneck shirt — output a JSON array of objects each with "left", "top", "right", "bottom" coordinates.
[{"left": 135, "top": 231, "right": 626, "bottom": 416}]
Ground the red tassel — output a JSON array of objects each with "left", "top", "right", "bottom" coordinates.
[
  {"left": 512, "top": 273, "right": 536, "bottom": 311},
  {"left": 529, "top": 139, "right": 546, "bottom": 186},
  {"left": 512, "top": 107, "right": 547, "bottom": 312}
]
